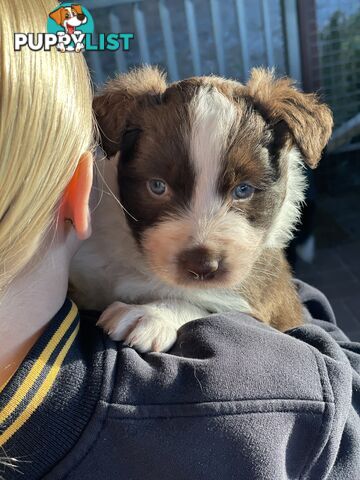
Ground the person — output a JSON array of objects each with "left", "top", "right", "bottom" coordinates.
[{"left": 0, "top": 1, "right": 359, "bottom": 479}]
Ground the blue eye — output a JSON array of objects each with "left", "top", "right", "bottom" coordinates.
[
  {"left": 232, "top": 183, "right": 255, "bottom": 200},
  {"left": 148, "top": 179, "right": 167, "bottom": 196}
]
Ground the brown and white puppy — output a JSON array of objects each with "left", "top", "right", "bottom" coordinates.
[
  {"left": 70, "top": 66, "right": 333, "bottom": 352},
  {"left": 49, "top": 5, "right": 87, "bottom": 52}
]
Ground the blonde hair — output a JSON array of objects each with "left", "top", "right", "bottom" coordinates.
[{"left": 0, "top": 0, "right": 94, "bottom": 294}]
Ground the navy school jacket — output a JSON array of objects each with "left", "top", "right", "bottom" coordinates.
[{"left": 1, "top": 280, "right": 359, "bottom": 480}]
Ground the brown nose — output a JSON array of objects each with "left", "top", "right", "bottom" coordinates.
[
  {"left": 77, "top": 13, "right": 85, "bottom": 21},
  {"left": 178, "top": 247, "right": 220, "bottom": 281}
]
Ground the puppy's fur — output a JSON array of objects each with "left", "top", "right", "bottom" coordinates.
[{"left": 70, "top": 67, "right": 333, "bottom": 352}]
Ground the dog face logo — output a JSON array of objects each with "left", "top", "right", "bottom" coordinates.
[
  {"left": 49, "top": 5, "right": 87, "bottom": 35},
  {"left": 48, "top": 3, "right": 94, "bottom": 52},
  {"left": 15, "top": 4, "right": 132, "bottom": 53}
]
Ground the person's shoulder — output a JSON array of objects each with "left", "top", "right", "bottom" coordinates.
[
  {"left": 77, "top": 312, "right": 353, "bottom": 480},
  {"left": 51, "top": 298, "right": 358, "bottom": 480},
  {"left": 108, "top": 312, "right": 326, "bottom": 407},
  {"left": 79, "top": 308, "right": 102, "bottom": 325},
  {"left": 77, "top": 308, "right": 105, "bottom": 348}
]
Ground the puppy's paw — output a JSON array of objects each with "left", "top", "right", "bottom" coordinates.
[
  {"left": 75, "top": 43, "right": 85, "bottom": 52},
  {"left": 97, "top": 302, "right": 178, "bottom": 353}
]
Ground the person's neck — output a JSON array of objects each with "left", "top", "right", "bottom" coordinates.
[{"left": 0, "top": 231, "right": 76, "bottom": 388}]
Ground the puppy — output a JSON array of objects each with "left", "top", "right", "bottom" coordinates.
[
  {"left": 49, "top": 4, "right": 87, "bottom": 52},
  {"left": 70, "top": 66, "right": 333, "bottom": 352}
]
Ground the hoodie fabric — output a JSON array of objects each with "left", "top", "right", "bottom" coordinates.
[{"left": 1, "top": 280, "right": 359, "bottom": 480}]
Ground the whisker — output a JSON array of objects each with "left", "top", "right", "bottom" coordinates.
[{"left": 94, "top": 160, "right": 138, "bottom": 223}]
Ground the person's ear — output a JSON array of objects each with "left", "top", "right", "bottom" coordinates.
[{"left": 62, "top": 151, "right": 93, "bottom": 240}]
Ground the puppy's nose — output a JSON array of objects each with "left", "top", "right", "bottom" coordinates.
[
  {"left": 77, "top": 13, "right": 85, "bottom": 20},
  {"left": 178, "top": 247, "right": 220, "bottom": 280}
]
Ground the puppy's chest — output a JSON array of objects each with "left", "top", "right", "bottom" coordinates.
[{"left": 111, "top": 271, "right": 251, "bottom": 315}]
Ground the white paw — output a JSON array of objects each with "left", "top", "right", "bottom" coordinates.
[
  {"left": 75, "top": 43, "right": 85, "bottom": 52},
  {"left": 97, "top": 302, "right": 178, "bottom": 353}
]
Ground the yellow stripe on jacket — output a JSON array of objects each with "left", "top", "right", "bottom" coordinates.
[
  {"left": 0, "top": 323, "right": 79, "bottom": 447},
  {"left": 0, "top": 302, "right": 77, "bottom": 424}
]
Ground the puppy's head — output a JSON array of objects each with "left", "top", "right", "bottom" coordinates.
[
  {"left": 49, "top": 5, "right": 86, "bottom": 27},
  {"left": 94, "top": 67, "right": 333, "bottom": 289}
]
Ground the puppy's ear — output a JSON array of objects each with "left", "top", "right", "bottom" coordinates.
[
  {"left": 246, "top": 68, "right": 333, "bottom": 168},
  {"left": 49, "top": 7, "right": 65, "bottom": 25},
  {"left": 72, "top": 5, "right": 83, "bottom": 15},
  {"left": 93, "top": 66, "right": 167, "bottom": 157}
]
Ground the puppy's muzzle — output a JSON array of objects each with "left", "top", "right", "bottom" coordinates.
[{"left": 178, "top": 246, "right": 222, "bottom": 281}]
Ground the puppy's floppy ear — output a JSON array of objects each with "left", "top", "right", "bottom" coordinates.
[
  {"left": 246, "top": 68, "right": 333, "bottom": 168},
  {"left": 49, "top": 7, "right": 65, "bottom": 25},
  {"left": 93, "top": 66, "right": 167, "bottom": 157},
  {"left": 72, "top": 5, "right": 83, "bottom": 15}
]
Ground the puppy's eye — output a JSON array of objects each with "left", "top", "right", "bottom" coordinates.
[
  {"left": 147, "top": 179, "right": 167, "bottom": 196},
  {"left": 65, "top": 13, "right": 70, "bottom": 18},
  {"left": 232, "top": 183, "right": 255, "bottom": 200}
]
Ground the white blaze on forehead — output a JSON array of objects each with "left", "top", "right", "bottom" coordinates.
[{"left": 188, "top": 87, "right": 238, "bottom": 237}]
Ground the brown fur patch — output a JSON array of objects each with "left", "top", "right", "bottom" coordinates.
[
  {"left": 94, "top": 66, "right": 167, "bottom": 156},
  {"left": 241, "top": 249, "right": 303, "bottom": 331},
  {"left": 216, "top": 97, "right": 281, "bottom": 229},
  {"left": 115, "top": 83, "right": 195, "bottom": 240},
  {"left": 245, "top": 68, "right": 333, "bottom": 168}
]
